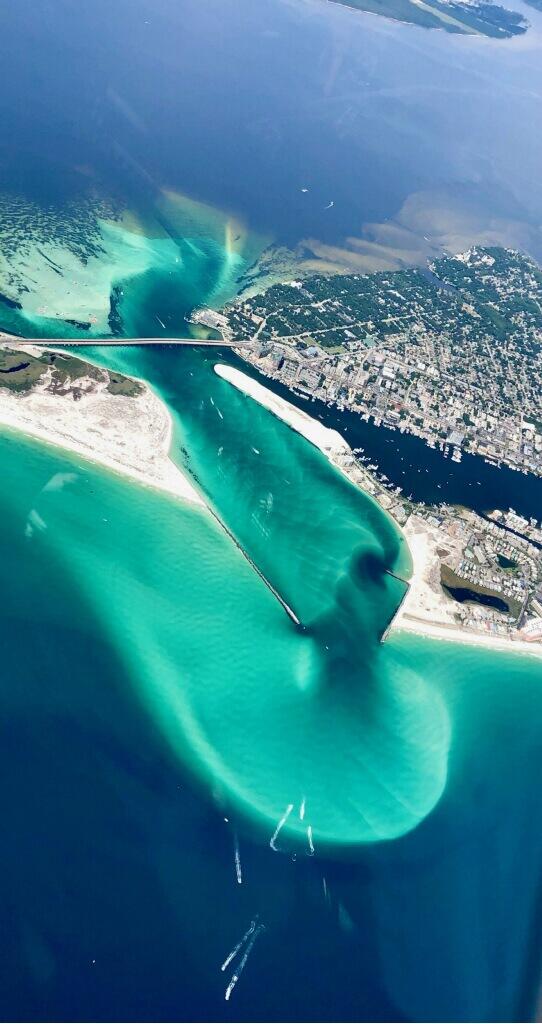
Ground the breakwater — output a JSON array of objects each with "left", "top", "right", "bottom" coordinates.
[{"left": 206, "top": 503, "right": 301, "bottom": 626}]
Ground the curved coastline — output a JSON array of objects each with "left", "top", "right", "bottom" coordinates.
[
  {"left": 214, "top": 361, "right": 542, "bottom": 661},
  {"left": 0, "top": 341, "right": 204, "bottom": 506},
  {"left": 47, "top": 346, "right": 448, "bottom": 846},
  {"left": 214, "top": 361, "right": 413, "bottom": 582},
  {"left": 2, "top": 340, "right": 539, "bottom": 660}
]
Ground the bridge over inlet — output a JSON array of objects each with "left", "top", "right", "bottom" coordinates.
[
  {"left": 5, "top": 331, "right": 302, "bottom": 621},
  {"left": 3, "top": 331, "right": 410, "bottom": 634},
  {"left": 11, "top": 337, "right": 251, "bottom": 348}
]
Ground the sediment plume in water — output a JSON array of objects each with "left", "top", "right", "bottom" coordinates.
[
  {"left": 70, "top": 346, "right": 450, "bottom": 847},
  {"left": 2, "top": 290, "right": 450, "bottom": 846}
]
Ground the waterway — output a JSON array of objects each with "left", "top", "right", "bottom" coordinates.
[
  {"left": 240, "top": 366, "right": 542, "bottom": 521},
  {"left": 442, "top": 584, "right": 511, "bottom": 613},
  {"left": 2, "top": 0, "right": 542, "bottom": 1019},
  {"left": 1, "top": 343, "right": 542, "bottom": 1022}
]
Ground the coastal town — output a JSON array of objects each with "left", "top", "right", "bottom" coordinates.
[
  {"left": 195, "top": 245, "right": 542, "bottom": 647},
  {"left": 213, "top": 363, "right": 542, "bottom": 650},
  {"left": 328, "top": 439, "right": 542, "bottom": 645},
  {"left": 2, "top": 240, "right": 542, "bottom": 648},
  {"left": 212, "top": 246, "right": 542, "bottom": 478}
]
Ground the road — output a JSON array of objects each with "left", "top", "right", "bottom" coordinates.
[{"left": 9, "top": 337, "right": 250, "bottom": 347}]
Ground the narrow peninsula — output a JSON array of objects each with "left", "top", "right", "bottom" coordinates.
[{"left": 215, "top": 362, "right": 542, "bottom": 658}]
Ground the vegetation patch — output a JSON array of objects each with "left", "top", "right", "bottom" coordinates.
[
  {"left": 332, "top": 0, "right": 527, "bottom": 37},
  {"left": 0, "top": 347, "right": 143, "bottom": 398}
]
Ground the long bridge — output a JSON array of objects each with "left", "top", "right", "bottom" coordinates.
[
  {"left": 2, "top": 330, "right": 410, "bottom": 636},
  {"left": 9, "top": 336, "right": 250, "bottom": 347},
  {"left": 3, "top": 330, "right": 303, "bottom": 622}
]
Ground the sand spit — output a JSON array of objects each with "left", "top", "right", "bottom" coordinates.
[
  {"left": 214, "top": 363, "right": 349, "bottom": 459},
  {"left": 215, "top": 363, "right": 542, "bottom": 658},
  {"left": 0, "top": 346, "right": 203, "bottom": 506}
]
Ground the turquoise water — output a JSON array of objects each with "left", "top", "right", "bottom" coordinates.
[
  {"left": 1, "top": 192, "right": 542, "bottom": 1012},
  {"left": 1, "top": 0, "right": 542, "bottom": 1007},
  {"left": 1, "top": 342, "right": 451, "bottom": 847},
  {"left": 1, "top": 180, "right": 542, "bottom": 1018},
  {"left": 2, "top": 357, "right": 542, "bottom": 1020},
  {"left": 0, "top": 192, "right": 266, "bottom": 339}
]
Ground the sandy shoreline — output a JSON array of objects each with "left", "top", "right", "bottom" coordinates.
[
  {"left": 216, "top": 362, "right": 542, "bottom": 659},
  {"left": 0, "top": 344, "right": 203, "bottom": 507},
  {"left": 392, "top": 514, "right": 457, "bottom": 627},
  {"left": 393, "top": 617, "right": 542, "bottom": 658},
  {"left": 2, "top": 348, "right": 540, "bottom": 657},
  {"left": 214, "top": 362, "right": 349, "bottom": 459},
  {"left": 390, "top": 515, "right": 542, "bottom": 657}
]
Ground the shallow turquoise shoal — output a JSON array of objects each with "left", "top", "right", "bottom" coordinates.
[{"left": 2, "top": 341, "right": 541, "bottom": 851}]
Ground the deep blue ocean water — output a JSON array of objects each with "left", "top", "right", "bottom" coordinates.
[
  {"left": 1, "top": 1, "right": 542, "bottom": 1021},
  {"left": 1, "top": 0, "right": 542, "bottom": 254},
  {"left": 1, "top": 350, "right": 542, "bottom": 1024}
]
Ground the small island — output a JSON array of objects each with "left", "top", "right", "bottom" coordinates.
[{"left": 329, "top": 0, "right": 528, "bottom": 38}]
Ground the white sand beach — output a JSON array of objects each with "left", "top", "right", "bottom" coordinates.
[
  {"left": 394, "top": 616, "right": 542, "bottom": 658},
  {"left": 214, "top": 362, "right": 350, "bottom": 459},
  {"left": 0, "top": 348, "right": 203, "bottom": 506},
  {"left": 390, "top": 515, "right": 542, "bottom": 657},
  {"left": 392, "top": 514, "right": 458, "bottom": 626},
  {"left": 216, "top": 362, "right": 542, "bottom": 658}
]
